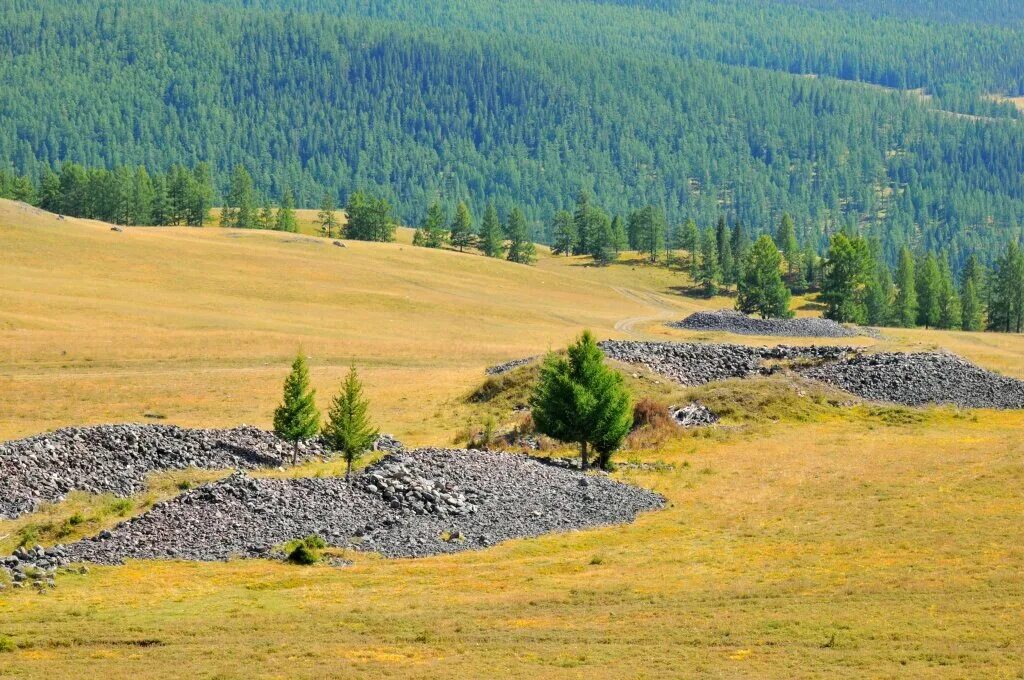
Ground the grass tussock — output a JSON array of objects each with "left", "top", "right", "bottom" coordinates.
[{"left": 685, "top": 375, "right": 845, "bottom": 425}]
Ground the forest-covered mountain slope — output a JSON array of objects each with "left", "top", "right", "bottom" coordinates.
[{"left": 1, "top": 0, "right": 1022, "bottom": 264}]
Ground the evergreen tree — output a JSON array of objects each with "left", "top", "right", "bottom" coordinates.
[
  {"left": 678, "top": 218, "right": 700, "bottom": 271},
  {"left": 530, "top": 331, "right": 633, "bottom": 471},
  {"left": 960, "top": 254, "right": 986, "bottom": 331},
  {"left": 961, "top": 277, "right": 984, "bottom": 331},
  {"left": 551, "top": 210, "right": 577, "bottom": 255},
  {"left": 736, "top": 235, "right": 793, "bottom": 319},
  {"left": 258, "top": 200, "right": 275, "bottom": 230},
  {"left": 188, "top": 162, "right": 214, "bottom": 227},
  {"left": 479, "top": 203, "right": 505, "bottom": 258},
  {"left": 151, "top": 174, "right": 170, "bottom": 227},
  {"left": 988, "top": 241, "right": 1024, "bottom": 332},
  {"left": 322, "top": 366, "right": 379, "bottom": 481},
  {"left": 715, "top": 216, "right": 735, "bottom": 286},
  {"left": 129, "top": 167, "right": 154, "bottom": 226},
  {"left": 774, "top": 213, "right": 800, "bottom": 276},
  {"left": 865, "top": 259, "right": 895, "bottom": 327},
  {"left": 588, "top": 211, "right": 617, "bottom": 265},
  {"left": 272, "top": 353, "right": 321, "bottom": 465},
  {"left": 821, "top": 232, "right": 871, "bottom": 324},
  {"left": 345, "top": 191, "right": 396, "bottom": 242},
  {"left": 894, "top": 247, "right": 918, "bottom": 328},
  {"left": 937, "top": 255, "right": 962, "bottom": 330},
  {"left": 450, "top": 201, "right": 475, "bottom": 251},
  {"left": 224, "top": 165, "right": 256, "bottom": 229},
  {"left": 730, "top": 219, "right": 751, "bottom": 268},
  {"left": 916, "top": 253, "right": 941, "bottom": 329},
  {"left": 802, "top": 244, "right": 820, "bottom": 291},
  {"left": 318, "top": 193, "right": 340, "bottom": 238},
  {"left": 276, "top": 187, "right": 298, "bottom": 233},
  {"left": 419, "top": 202, "right": 448, "bottom": 248},
  {"left": 573, "top": 190, "right": 592, "bottom": 254},
  {"left": 611, "top": 215, "right": 629, "bottom": 253},
  {"left": 505, "top": 207, "right": 536, "bottom": 264},
  {"left": 698, "top": 228, "right": 721, "bottom": 297},
  {"left": 628, "top": 206, "right": 667, "bottom": 263}
]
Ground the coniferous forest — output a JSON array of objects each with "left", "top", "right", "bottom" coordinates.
[{"left": 0, "top": 0, "right": 1023, "bottom": 271}]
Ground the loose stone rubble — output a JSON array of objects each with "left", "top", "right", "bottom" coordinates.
[
  {"left": 37, "top": 448, "right": 663, "bottom": 565},
  {"left": 0, "top": 424, "right": 400, "bottom": 520},
  {"left": 599, "top": 340, "right": 1024, "bottom": 409},
  {"left": 599, "top": 340, "right": 852, "bottom": 386},
  {"left": 670, "top": 403, "right": 719, "bottom": 427},
  {"left": 800, "top": 352, "right": 1024, "bottom": 409},
  {"left": 670, "top": 309, "right": 871, "bottom": 338},
  {"left": 485, "top": 356, "right": 538, "bottom": 376}
]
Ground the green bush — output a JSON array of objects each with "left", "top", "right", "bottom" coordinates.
[
  {"left": 0, "top": 636, "right": 16, "bottom": 653},
  {"left": 287, "top": 543, "right": 319, "bottom": 565}
]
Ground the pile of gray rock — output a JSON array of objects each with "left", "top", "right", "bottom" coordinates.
[
  {"left": 670, "top": 403, "right": 719, "bottom": 427},
  {"left": 485, "top": 356, "right": 539, "bottom": 376},
  {"left": 358, "top": 457, "right": 482, "bottom": 516},
  {"left": 0, "top": 424, "right": 403, "bottom": 521},
  {"left": 599, "top": 340, "right": 1024, "bottom": 409},
  {"left": 800, "top": 352, "right": 1024, "bottom": 409},
  {"left": 0, "top": 545, "right": 69, "bottom": 590},
  {"left": 671, "top": 309, "right": 870, "bottom": 338},
  {"left": 48, "top": 448, "right": 663, "bottom": 564},
  {"left": 598, "top": 340, "right": 852, "bottom": 386}
]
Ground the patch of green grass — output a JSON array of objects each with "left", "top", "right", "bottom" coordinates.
[{"left": 0, "top": 636, "right": 17, "bottom": 654}]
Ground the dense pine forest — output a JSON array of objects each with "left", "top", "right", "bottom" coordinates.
[{"left": 1, "top": 0, "right": 1023, "bottom": 268}]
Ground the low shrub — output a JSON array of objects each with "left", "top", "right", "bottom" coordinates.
[
  {"left": 632, "top": 398, "right": 672, "bottom": 431},
  {"left": 0, "top": 636, "right": 16, "bottom": 653},
  {"left": 286, "top": 534, "right": 326, "bottom": 565}
]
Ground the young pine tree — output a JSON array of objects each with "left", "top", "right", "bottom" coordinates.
[
  {"left": 505, "top": 207, "right": 536, "bottom": 264},
  {"left": 865, "top": 261, "right": 895, "bottom": 327},
  {"left": 258, "top": 200, "right": 275, "bottom": 230},
  {"left": 420, "top": 202, "right": 448, "bottom": 248},
  {"left": 894, "top": 247, "right": 918, "bottom": 328},
  {"left": 276, "top": 187, "right": 298, "bottom": 233},
  {"left": 821, "top": 233, "right": 871, "bottom": 324},
  {"left": 318, "top": 193, "right": 340, "bottom": 238},
  {"left": 450, "top": 201, "right": 476, "bottom": 252},
  {"left": 736, "top": 235, "right": 792, "bottom": 319},
  {"left": 478, "top": 203, "right": 505, "bottom": 258},
  {"left": 551, "top": 210, "right": 578, "bottom": 255},
  {"left": 530, "top": 331, "right": 633, "bottom": 471},
  {"left": 774, "top": 213, "right": 800, "bottom": 277},
  {"left": 937, "top": 256, "right": 962, "bottom": 330},
  {"left": 916, "top": 253, "right": 941, "bottom": 329},
  {"left": 273, "top": 353, "right": 321, "bottom": 465},
  {"left": 715, "top": 217, "right": 734, "bottom": 286},
  {"left": 322, "top": 366, "right": 379, "bottom": 481},
  {"left": 698, "top": 228, "right": 721, "bottom": 297}
]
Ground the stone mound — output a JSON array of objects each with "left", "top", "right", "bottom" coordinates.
[
  {"left": 799, "top": 352, "right": 1024, "bottom": 409},
  {"left": 0, "top": 425, "right": 402, "bottom": 520},
  {"left": 485, "top": 356, "right": 538, "bottom": 376},
  {"left": 671, "top": 309, "right": 868, "bottom": 338},
  {"left": 599, "top": 340, "right": 1024, "bottom": 409},
  {"left": 670, "top": 403, "right": 719, "bottom": 427},
  {"left": 599, "top": 340, "right": 851, "bottom": 386},
  {"left": 48, "top": 448, "right": 663, "bottom": 565}
]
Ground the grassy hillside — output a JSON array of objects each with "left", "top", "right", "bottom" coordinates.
[{"left": 1, "top": 201, "right": 1023, "bottom": 677}]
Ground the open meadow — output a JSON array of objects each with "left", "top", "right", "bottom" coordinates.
[{"left": 1, "top": 199, "right": 1023, "bottom": 678}]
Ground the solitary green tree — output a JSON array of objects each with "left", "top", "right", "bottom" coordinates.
[
  {"left": 450, "top": 201, "right": 476, "bottom": 251},
  {"left": 478, "top": 203, "right": 505, "bottom": 258},
  {"left": 418, "top": 202, "right": 448, "bottom": 248},
  {"left": 322, "top": 366, "right": 379, "bottom": 481},
  {"left": 551, "top": 210, "right": 577, "bottom": 256},
  {"left": 698, "top": 228, "right": 721, "bottom": 297},
  {"left": 318, "top": 193, "right": 340, "bottom": 238},
  {"left": 821, "top": 232, "right": 871, "bottom": 324},
  {"left": 505, "top": 207, "right": 536, "bottom": 264},
  {"left": 275, "top": 187, "right": 299, "bottom": 233},
  {"left": 530, "top": 331, "right": 633, "bottom": 471},
  {"left": 273, "top": 353, "right": 321, "bottom": 465},
  {"left": 894, "top": 247, "right": 918, "bottom": 328},
  {"left": 736, "top": 235, "right": 792, "bottom": 319}
]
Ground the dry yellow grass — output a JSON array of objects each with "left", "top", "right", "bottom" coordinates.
[{"left": 1, "top": 199, "right": 1023, "bottom": 678}]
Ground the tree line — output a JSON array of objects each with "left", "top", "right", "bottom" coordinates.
[{"left": 3, "top": 0, "right": 1024, "bottom": 265}]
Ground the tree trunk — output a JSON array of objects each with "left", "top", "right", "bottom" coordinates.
[
  {"left": 346, "top": 458, "right": 352, "bottom": 483},
  {"left": 292, "top": 440, "right": 299, "bottom": 466},
  {"left": 580, "top": 441, "right": 589, "bottom": 471}
]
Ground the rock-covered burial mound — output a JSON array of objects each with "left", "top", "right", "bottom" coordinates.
[
  {"left": 597, "top": 340, "right": 1024, "bottom": 409},
  {"left": 671, "top": 309, "right": 870, "bottom": 338},
  {"left": 48, "top": 448, "right": 663, "bottom": 564},
  {"left": 1, "top": 424, "right": 347, "bottom": 520},
  {"left": 802, "top": 352, "right": 1024, "bottom": 409}
]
